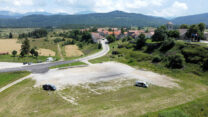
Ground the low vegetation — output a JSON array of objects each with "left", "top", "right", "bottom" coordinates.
[
  {"left": 49, "top": 61, "right": 87, "bottom": 69},
  {"left": 0, "top": 71, "right": 30, "bottom": 88}
]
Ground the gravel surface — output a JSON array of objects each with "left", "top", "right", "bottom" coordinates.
[
  {"left": 32, "top": 62, "right": 179, "bottom": 90},
  {"left": 0, "top": 62, "right": 24, "bottom": 70}
]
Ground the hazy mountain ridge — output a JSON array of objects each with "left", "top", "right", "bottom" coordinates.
[{"left": 0, "top": 10, "right": 207, "bottom": 27}]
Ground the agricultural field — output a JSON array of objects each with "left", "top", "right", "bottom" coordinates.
[
  {"left": 0, "top": 28, "right": 36, "bottom": 38},
  {"left": 65, "top": 45, "right": 84, "bottom": 57},
  {"left": 0, "top": 28, "right": 100, "bottom": 63},
  {"left": 0, "top": 39, "right": 21, "bottom": 54}
]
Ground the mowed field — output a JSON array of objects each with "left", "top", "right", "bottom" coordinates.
[
  {"left": 0, "top": 39, "right": 56, "bottom": 56},
  {"left": 0, "top": 73, "right": 207, "bottom": 117},
  {"left": 0, "top": 39, "right": 21, "bottom": 54},
  {"left": 65, "top": 45, "right": 84, "bottom": 57},
  {"left": 37, "top": 48, "right": 56, "bottom": 56}
]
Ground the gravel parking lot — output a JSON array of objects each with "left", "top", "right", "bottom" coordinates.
[{"left": 32, "top": 62, "right": 179, "bottom": 90}]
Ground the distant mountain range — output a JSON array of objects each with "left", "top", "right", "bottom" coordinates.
[{"left": 0, "top": 10, "right": 207, "bottom": 28}]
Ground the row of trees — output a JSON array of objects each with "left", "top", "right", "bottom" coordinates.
[
  {"left": 19, "top": 29, "right": 48, "bottom": 39},
  {"left": 152, "top": 26, "right": 180, "bottom": 41}
]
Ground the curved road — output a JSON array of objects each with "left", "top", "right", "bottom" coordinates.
[{"left": 0, "top": 39, "right": 110, "bottom": 73}]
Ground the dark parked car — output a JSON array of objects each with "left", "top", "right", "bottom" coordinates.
[
  {"left": 135, "top": 81, "right": 148, "bottom": 88},
  {"left": 23, "top": 62, "right": 28, "bottom": 65},
  {"left": 42, "top": 84, "right": 56, "bottom": 91}
]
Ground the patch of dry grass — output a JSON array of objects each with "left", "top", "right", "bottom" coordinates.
[
  {"left": 37, "top": 48, "right": 56, "bottom": 56},
  {"left": 0, "top": 39, "right": 21, "bottom": 54},
  {"left": 65, "top": 45, "right": 84, "bottom": 57}
]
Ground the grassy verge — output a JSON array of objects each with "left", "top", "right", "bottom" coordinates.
[
  {"left": 0, "top": 55, "right": 48, "bottom": 63},
  {"left": 49, "top": 61, "right": 87, "bottom": 69},
  {"left": 0, "top": 71, "right": 30, "bottom": 88},
  {"left": 142, "top": 95, "right": 208, "bottom": 117}
]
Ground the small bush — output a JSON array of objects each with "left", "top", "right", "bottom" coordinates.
[
  {"left": 152, "top": 56, "right": 162, "bottom": 63},
  {"left": 202, "top": 59, "right": 208, "bottom": 71},
  {"left": 166, "top": 54, "right": 185, "bottom": 69},
  {"left": 145, "top": 43, "right": 161, "bottom": 53},
  {"left": 160, "top": 38, "right": 175, "bottom": 52},
  {"left": 159, "top": 109, "right": 188, "bottom": 117},
  {"left": 118, "top": 44, "right": 124, "bottom": 48},
  {"left": 112, "top": 51, "right": 120, "bottom": 55},
  {"left": 98, "top": 43, "right": 102, "bottom": 49}
]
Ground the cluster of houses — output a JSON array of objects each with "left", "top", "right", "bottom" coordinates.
[
  {"left": 91, "top": 27, "right": 155, "bottom": 42},
  {"left": 89, "top": 22, "right": 208, "bottom": 42}
]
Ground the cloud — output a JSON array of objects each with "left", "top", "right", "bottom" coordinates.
[
  {"left": 0, "top": 0, "right": 34, "bottom": 6},
  {"left": 151, "top": 1, "right": 188, "bottom": 17},
  {"left": 0, "top": 0, "right": 192, "bottom": 17},
  {"left": 55, "top": 0, "right": 165, "bottom": 13}
]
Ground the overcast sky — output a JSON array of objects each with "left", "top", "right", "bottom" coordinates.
[{"left": 0, "top": 0, "right": 207, "bottom": 17}]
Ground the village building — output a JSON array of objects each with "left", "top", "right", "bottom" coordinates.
[
  {"left": 128, "top": 30, "right": 145, "bottom": 38},
  {"left": 178, "top": 29, "right": 188, "bottom": 39},
  {"left": 91, "top": 32, "right": 104, "bottom": 43},
  {"left": 167, "top": 22, "right": 174, "bottom": 30}
]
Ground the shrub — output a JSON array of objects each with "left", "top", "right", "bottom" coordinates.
[
  {"left": 166, "top": 54, "right": 185, "bottom": 69},
  {"left": 118, "top": 44, "right": 124, "bottom": 48},
  {"left": 145, "top": 43, "right": 161, "bottom": 53},
  {"left": 160, "top": 38, "right": 175, "bottom": 52},
  {"left": 112, "top": 51, "right": 120, "bottom": 55},
  {"left": 202, "top": 59, "right": 208, "bottom": 71},
  {"left": 152, "top": 55, "right": 162, "bottom": 63},
  {"left": 182, "top": 45, "right": 208, "bottom": 64}
]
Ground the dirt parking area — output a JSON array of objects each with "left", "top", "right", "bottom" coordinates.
[
  {"left": 0, "top": 39, "right": 21, "bottom": 54},
  {"left": 65, "top": 45, "right": 84, "bottom": 57},
  {"left": 32, "top": 62, "right": 179, "bottom": 90}
]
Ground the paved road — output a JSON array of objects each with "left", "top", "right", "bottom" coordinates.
[{"left": 0, "top": 39, "right": 109, "bottom": 73}]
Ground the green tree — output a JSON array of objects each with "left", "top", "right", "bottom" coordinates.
[
  {"left": 20, "top": 51, "right": 25, "bottom": 57},
  {"left": 30, "top": 48, "right": 36, "bottom": 56},
  {"left": 21, "top": 38, "right": 30, "bottom": 56},
  {"left": 107, "top": 35, "right": 116, "bottom": 43},
  {"left": 186, "top": 24, "right": 204, "bottom": 41},
  {"left": 152, "top": 26, "right": 168, "bottom": 41},
  {"left": 198, "top": 23, "right": 206, "bottom": 32},
  {"left": 180, "top": 24, "right": 189, "bottom": 29},
  {"left": 168, "top": 30, "right": 180, "bottom": 38},
  {"left": 98, "top": 43, "right": 102, "bottom": 49},
  {"left": 12, "top": 50, "right": 17, "bottom": 57},
  {"left": 9, "top": 32, "right": 13, "bottom": 39},
  {"left": 160, "top": 38, "right": 175, "bottom": 52},
  {"left": 135, "top": 33, "right": 146, "bottom": 50},
  {"left": 82, "top": 31, "right": 92, "bottom": 43},
  {"left": 121, "top": 28, "right": 125, "bottom": 35},
  {"left": 34, "top": 51, "right": 39, "bottom": 58}
]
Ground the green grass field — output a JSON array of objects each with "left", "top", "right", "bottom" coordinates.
[
  {"left": 0, "top": 71, "right": 30, "bottom": 88},
  {"left": 0, "top": 55, "right": 48, "bottom": 63}
]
